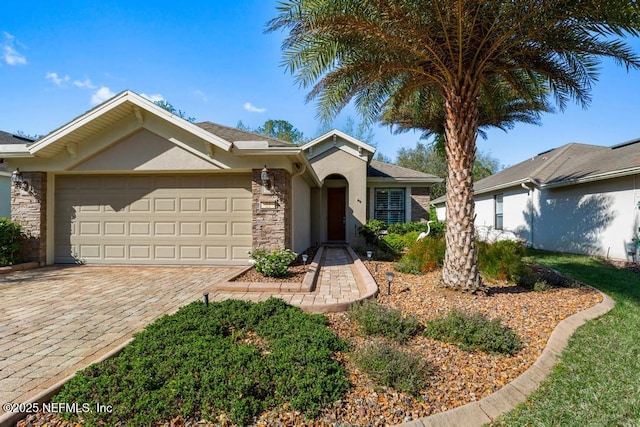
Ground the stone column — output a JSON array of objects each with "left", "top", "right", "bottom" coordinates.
[
  {"left": 411, "top": 187, "right": 431, "bottom": 222},
  {"left": 251, "top": 168, "right": 291, "bottom": 251},
  {"left": 11, "top": 172, "right": 47, "bottom": 264}
]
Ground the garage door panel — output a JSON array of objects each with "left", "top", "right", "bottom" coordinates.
[{"left": 55, "top": 174, "right": 252, "bottom": 265}]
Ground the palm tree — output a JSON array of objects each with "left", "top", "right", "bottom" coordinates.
[{"left": 268, "top": 0, "right": 640, "bottom": 292}]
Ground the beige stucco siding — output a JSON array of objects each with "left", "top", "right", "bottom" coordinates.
[
  {"left": 291, "top": 174, "right": 311, "bottom": 253},
  {"left": 309, "top": 147, "right": 367, "bottom": 244},
  {"left": 54, "top": 173, "right": 252, "bottom": 265}
]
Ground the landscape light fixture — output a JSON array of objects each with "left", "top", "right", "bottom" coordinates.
[
  {"left": 203, "top": 292, "right": 209, "bottom": 308},
  {"left": 302, "top": 253, "right": 308, "bottom": 267},
  {"left": 366, "top": 251, "right": 373, "bottom": 261},
  {"left": 385, "top": 271, "right": 395, "bottom": 296}
]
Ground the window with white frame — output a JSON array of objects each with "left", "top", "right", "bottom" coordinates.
[
  {"left": 374, "top": 188, "right": 405, "bottom": 224},
  {"left": 494, "top": 194, "right": 504, "bottom": 230}
]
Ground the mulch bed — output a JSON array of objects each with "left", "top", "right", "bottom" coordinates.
[{"left": 18, "top": 259, "right": 601, "bottom": 427}]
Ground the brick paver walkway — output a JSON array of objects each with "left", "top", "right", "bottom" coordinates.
[
  {"left": 0, "top": 266, "right": 241, "bottom": 406},
  {"left": 0, "top": 246, "right": 377, "bottom": 420}
]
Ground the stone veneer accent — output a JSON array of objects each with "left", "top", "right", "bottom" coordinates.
[
  {"left": 11, "top": 172, "right": 47, "bottom": 264},
  {"left": 411, "top": 187, "right": 431, "bottom": 221},
  {"left": 251, "top": 168, "right": 291, "bottom": 250}
]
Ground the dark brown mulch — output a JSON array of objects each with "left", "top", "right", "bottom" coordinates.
[
  {"left": 19, "top": 259, "right": 601, "bottom": 427},
  {"left": 230, "top": 246, "right": 319, "bottom": 283}
]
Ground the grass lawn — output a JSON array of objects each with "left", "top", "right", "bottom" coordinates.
[{"left": 494, "top": 250, "right": 640, "bottom": 426}]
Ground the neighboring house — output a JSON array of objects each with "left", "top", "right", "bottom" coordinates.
[
  {"left": 0, "top": 131, "right": 35, "bottom": 218},
  {"left": 434, "top": 139, "right": 640, "bottom": 260},
  {"left": 0, "top": 90, "right": 441, "bottom": 266}
]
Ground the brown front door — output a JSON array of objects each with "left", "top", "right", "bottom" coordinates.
[{"left": 327, "top": 187, "right": 346, "bottom": 241}]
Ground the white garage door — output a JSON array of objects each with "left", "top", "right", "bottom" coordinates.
[{"left": 54, "top": 174, "right": 252, "bottom": 265}]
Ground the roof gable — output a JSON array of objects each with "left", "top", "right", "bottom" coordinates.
[
  {"left": 27, "top": 90, "right": 233, "bottom": 158},
  {"left": 301, "top": 129, "right": 375, "bottom": 162}
]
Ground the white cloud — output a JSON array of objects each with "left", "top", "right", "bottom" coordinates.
[
  {"left": 73, "top": 78, "right": 96, "bottom": 89},
  {"left": 2, "top": 32, "right": 26, "bottom": 65},
  {"left": 244, "top": 102, "right": 266, "bottom": 113},
  {"left": 45, "top": 72, "right": 70, "bottom": 87},
  {"left": 192, "top": 89, "right": 208, "bottom": 102},
  {"left": 91, "top": 86, "right": 116, "bottom": 105},
  {"left": 140, "top": 93, "right": 165, "bottom": 103}
]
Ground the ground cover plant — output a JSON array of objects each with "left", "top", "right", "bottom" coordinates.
[
  {"left": 424, "top": 309, "right": 523, "bottom": 355},
  {"left": 348, "top": 299, "right": 421, "bottom": 343},
  {"left": 494, "top": 251, "right": 640, "bottom": 426},
  {"left": 53, "top": 298, "right": 349, "bottom": 426}
]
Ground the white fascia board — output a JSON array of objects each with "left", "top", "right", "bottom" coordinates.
[
  {"left": 28, "top": 90, "right": 233, "bottom": 156},
  {"left": 231, "top": 147, "right": 302, "bottom": 156},
  {"left": 301, "top": 129, "right": 376, "bottom": 154},
  {"left": 541, "top": 167, "right": 640, "bottom": 188},
  {"left": 473, "top": 178, "right": 541, "bottom": 195},
  {"left": 0, "top": 144, "right": 32, "bottom": 157},
  {"left": 367, "top": 177, "right": 443, "bottom": 184}
]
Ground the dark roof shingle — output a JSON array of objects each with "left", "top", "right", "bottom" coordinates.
[
  {"left": 195, "top": 122, "right": 296, "bottom": 147},
  {"left": 367, "top": 160, "right": 441, "bottom": 181}
]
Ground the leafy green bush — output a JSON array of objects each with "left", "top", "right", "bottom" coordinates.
[
  {"left": 477, "top": 240, "right": 528, "bottom": 282},
  {"left": 55, "top": 298, "right": 349, "bottom": 426},
  {"left": 358, "top": 219, "right": 387, "bottom": 245},
  {"left": 395, "top": 236, "right": 446, "bottom": 274},
  {"left": 424, "top": 309, "right": 523, "bottom": 355},
  {"left": 249, "top": 248, "right": 297, "bottom": 278},
  {"left": 348, "top": 300, "right": 422, "bottom": 343},
  {"left": 351, "top": 342, "right": 431, "bottom": 395},
  {"left": 0, "top": 218, "right": 22, "bottom": 266},
  {"left": 381, "top": 232, "right": 406, "bottom": 254}
]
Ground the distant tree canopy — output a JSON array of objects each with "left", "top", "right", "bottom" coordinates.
[
  {"left": 315, "top": 116, "right": 376, "bottom": 147},
  {"left": 154, "top": 100, "right": 196, "bottom": 123},
  {"left": 14, "top": 130, "right": 42, "bottom": 140},
  {"left": 237, "top": 119, "right": 306, "bottom": 144},
  {"left": 396, "top": 138, "right": 501, "bottom": 200}
]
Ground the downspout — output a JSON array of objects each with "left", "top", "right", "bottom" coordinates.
[{"left": 521, "top": 182, "right": 534, "bottom": 246}]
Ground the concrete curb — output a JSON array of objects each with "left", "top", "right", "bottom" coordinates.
[
  {"left": 212, "top": 247, "right": 324, "bottom": 293},
  {"left": 397, "top": 286, "right": 615, "bottom": 427},
  {"left": 302, "top": 246, "right": 379, "bottom": 313}
]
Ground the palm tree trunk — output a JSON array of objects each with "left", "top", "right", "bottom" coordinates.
[{"left": 441, "top": 82, "right": 485, "bottom": 292}]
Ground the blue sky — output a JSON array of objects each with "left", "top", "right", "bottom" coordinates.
[{"left": 2, "top": 1, "right": 640, "bottom": 167}]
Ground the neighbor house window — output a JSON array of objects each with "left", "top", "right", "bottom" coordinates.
[
  {"left": 374, "top": 188, "right": 405, "bottom": 224},
  {"left": 494, "top": 194, "right": 504, "bottom": 230}
]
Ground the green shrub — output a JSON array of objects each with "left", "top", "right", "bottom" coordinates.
[
  {"left": 249, "top": 248, "right": 297, "bottom": 278},
  {"left": 358, "top": 219, "right": 387, "bottom": 245},
  {"left": 348, "top": 300, "right": 422, "bottom": 343},
  {"left": 55, "top": 298, "right": 349, "bottom": 426},
  {"left": 0, "top": 218, "right": 22, "bottom": 266},
  {"left": 351, "top": 342, "right": 431, "bottom": 395},
  {"left": 395, "top": 236, "right": 446, "bottom": 274},
  {"left": 477, "top": 240, "right": 528, "bottom": 282},
  {"left": 424, "top": 309, "right": 523, "bottom": 355},
  {"left": 381, "top": 232, "right": 406, "bottom": 254}
]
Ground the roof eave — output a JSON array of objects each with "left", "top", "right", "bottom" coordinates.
[
  {"left": 230, "top": 147, "right": 302, "bottom": 156},
  {"left": 543, "top": 167, "right": 640, "bottom": 188},
  {"left": 0, "top": 144, "right": 32, "bottom": 157},
  {"left": 367, "top": 177, "right": 443, "bottom": 184}
]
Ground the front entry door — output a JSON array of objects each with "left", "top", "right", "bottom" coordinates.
[{"left": 327, "top": 187, "right": 346, "bottom": 241}]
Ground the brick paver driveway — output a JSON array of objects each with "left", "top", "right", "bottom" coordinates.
[{"left": 0, "top": 265, "right": 242, "bottom": 407}]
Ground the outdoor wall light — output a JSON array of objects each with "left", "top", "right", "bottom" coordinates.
[
  {"left": 11, "top": 168, "right": 29, "bottom": 192},
  {"left": 385, "top": 271, "right": 395, "bottom": 295},
  {"left": 261, "top": 165, "right": 274, "bottom": 193}
]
